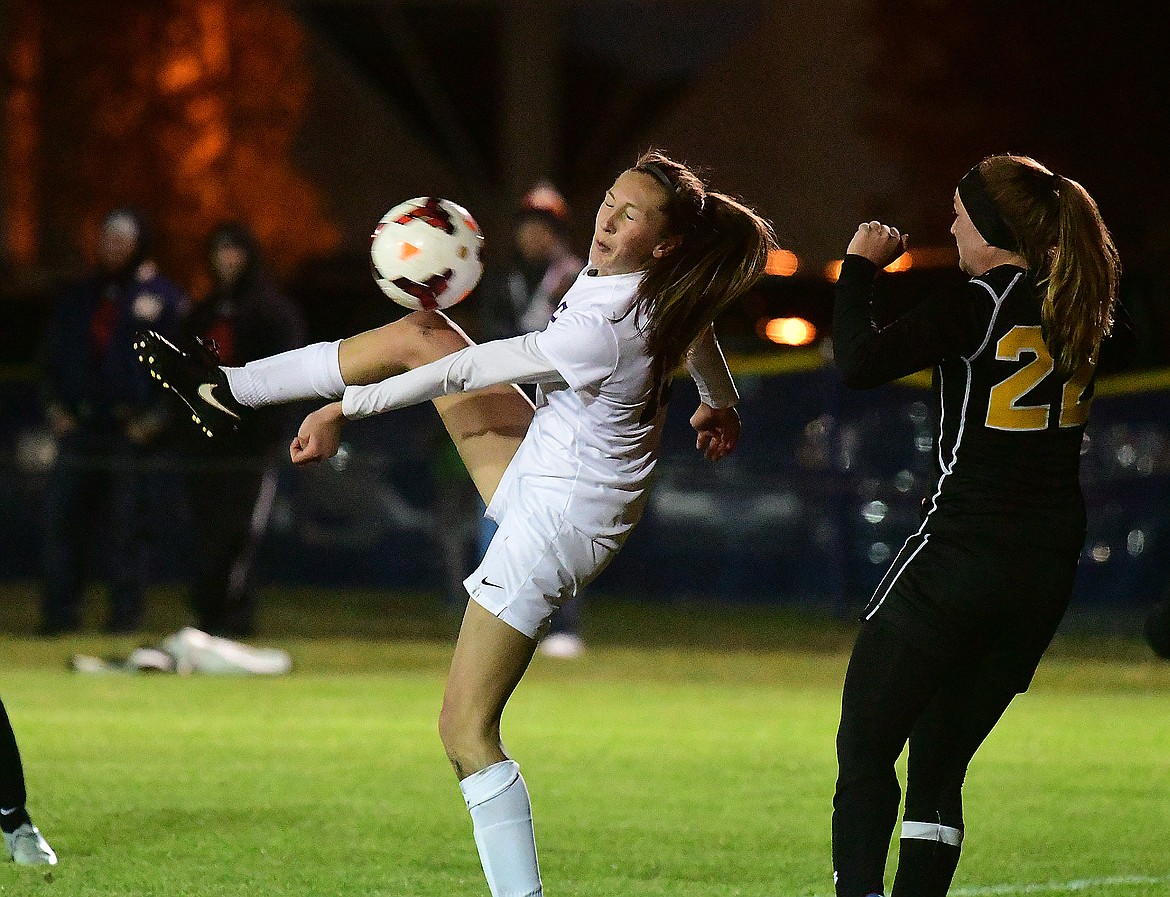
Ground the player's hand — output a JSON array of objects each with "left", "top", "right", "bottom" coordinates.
[
  {"left": 690, "top": 403, "right": 740, "bottom": 461},
  {"left": 846, "top": 220, "right": 909, "bottom": 269},
  {"left": 290, "top": 402, "right": 345, "bottom": 465}
]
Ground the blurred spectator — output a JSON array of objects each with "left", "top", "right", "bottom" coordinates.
[
  {"left": 39, "top": 208, "right": 187, "bottom": 635},
  {"left": 0, "top": 697, "right": 56, "bottom": 866},
  {"left": 180, "top": 223, "right": 305, "bottom": 637},
  {"left": 478, "top": 183, "right": 583, "bottom": 341},
  {"left": 475, "top": 183, "right": 588, "bottom": 657}
]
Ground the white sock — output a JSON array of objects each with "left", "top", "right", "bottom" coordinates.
[
  {"left": 224, "top": 340, "right": 345, "bottom": 408},
  {"left": 459, "top": 760, "right": 542, "bottom": 897}
]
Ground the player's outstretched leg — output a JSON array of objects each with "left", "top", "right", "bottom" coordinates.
[
  {"left": 149, "top": 311, "right": 533, "bottom": 502},
  {"left": 440, "top": 600, "right": 541, "bottom": 897},
  {"left": 335, "top": 311, "right": 534, "bottom": 502}
]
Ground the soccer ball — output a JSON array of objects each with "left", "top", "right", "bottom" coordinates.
[{"left": 370, "top": 197, "right": 484, "bottom": 310}]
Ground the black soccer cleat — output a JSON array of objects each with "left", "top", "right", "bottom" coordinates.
[{"left": 134, "top": 330, "right": 246, "bottom": 437}]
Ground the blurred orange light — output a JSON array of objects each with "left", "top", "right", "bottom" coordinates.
[
  {"left": 825, "top": 259, "right": 843, "bottom": 282},
  {"left": 766, "top": 248, "right": 799, "bottom": 276},
  {"left": 159, "top": 55, "right": 202, "bottom": 94},
  {"left": 884, "top": 252, "right": 913, "bottom": 273},
  {"left": 905, "top": 245, "right": 958, "bottom": 268},
  {"left": 761, "top": 317, "right": 816, "bottom": 346}
]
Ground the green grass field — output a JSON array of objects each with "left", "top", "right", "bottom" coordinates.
[{"left": 1, "top": 584, "right": 1168, "bottom": 896}]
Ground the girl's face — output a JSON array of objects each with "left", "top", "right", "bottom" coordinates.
[
  {"left": 589, "top": 170, "right": 674, "bottom": 276},
  {"left": 99, "top": 229, "right": 136, "bottom": 273},
  {"left": 212, "top": 242, "right": 248, "bottom": 285}
]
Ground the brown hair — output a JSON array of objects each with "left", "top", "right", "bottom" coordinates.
[
  {"left": 977, "top": 154, "right": 1120, "bottom": 376},
  {"left": 630, "top": 150, "right": 775, "bottom": 391}
]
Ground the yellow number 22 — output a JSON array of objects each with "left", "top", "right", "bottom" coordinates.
[{"left": 985, "top": 325, "right": 1093, "bottom": 431}]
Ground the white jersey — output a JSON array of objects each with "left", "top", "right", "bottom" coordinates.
[
  {"left": 342, "top": 265, "right": 737, "bottom": 538},
  {"left": 496, "top": 268, "right": 657, "bottom": 537},
  {"left": 341, "top": 266, "right": 737, "bottom": 636}
]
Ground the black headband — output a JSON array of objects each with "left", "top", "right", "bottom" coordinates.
[
  {"left": 636, "top": 162, "right": 675, "bottom": 192},
  {"left": 957, "top": 165, "right": 1018, "bottom": 252},
  {"left": 636, "top": 161, "right": 708, "bottom": 219}
]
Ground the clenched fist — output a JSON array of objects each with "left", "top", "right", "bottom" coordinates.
[{"left": 846, "top": 221, "right": 909, "bottom": 269}]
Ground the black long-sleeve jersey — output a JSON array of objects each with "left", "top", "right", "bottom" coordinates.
[{"left": 833, "top": 254, "right": 1093, "bottom": 548}]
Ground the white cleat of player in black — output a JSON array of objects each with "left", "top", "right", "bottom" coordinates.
[
  {"left": 3, "top": 822, "right": 57, "bottom": 866},
  {"left": 133, "top": 330, "right": 245, "bottom": 438}
]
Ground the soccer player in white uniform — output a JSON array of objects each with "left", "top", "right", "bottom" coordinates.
[{"left": 137, "top": 150, "right": 774, "bottom": 897}]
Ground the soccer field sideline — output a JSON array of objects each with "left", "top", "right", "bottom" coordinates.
[
  {"left": 951, "top": 876, "right": 1170, "bottom": 896},
  {"left": 807, "top": 876, "right": 1170, "bottom": 897}
]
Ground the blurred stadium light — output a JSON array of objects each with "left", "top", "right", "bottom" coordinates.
[
  {"left": 766, "top": 249, "right": 800, "bottom": 277},
  {"left": 758, "top": 316, "right": 816, "bottom": 346}
]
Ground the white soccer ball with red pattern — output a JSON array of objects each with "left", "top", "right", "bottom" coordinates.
[{"left": 370, "top": 197, "right": 484, "bottom": 311}]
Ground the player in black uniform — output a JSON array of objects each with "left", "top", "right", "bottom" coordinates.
[
  {"left": 829, "top": 154, "right": 1121, "bottom": 897},
  {"left": 1, "top": 697, "right": 56, "bottom": 865}
]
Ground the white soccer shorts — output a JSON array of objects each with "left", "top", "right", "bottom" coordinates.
[{"left": 465, "top": 503, "right": 620, "bottom": 640}]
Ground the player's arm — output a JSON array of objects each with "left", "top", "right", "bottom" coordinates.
[
  {"left": 344, "top": 334, "right": 561, "bottom": 418},
  {"left": 833, "top": 223, "right": 975, "bottom": 388},
  {"left": 685, "top": 326, "right": 740, "bottom": 460}
]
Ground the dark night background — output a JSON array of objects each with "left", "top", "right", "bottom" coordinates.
[
  {"left": 2, "top": 0, "right": 1168, "bottom": 362},
  {"left": 1, "top": 0, "right": 1169, "bottom": 622}
]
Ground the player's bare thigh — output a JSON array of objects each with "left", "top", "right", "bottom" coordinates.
[
  {"left": 337, "top": 310, "right": 535, "bottom": 504},
  {"left": 338, "top": 309, "right": 467, "bottom": 380}
]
